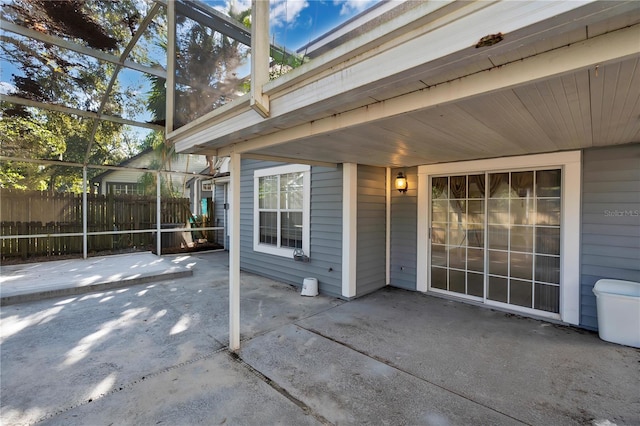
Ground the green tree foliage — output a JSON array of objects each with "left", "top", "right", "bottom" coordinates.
[
  {"left": 172, "top": 7, "right": 251, "bottom": 128},
  {"left": 0, "top": 0, "right": 164, "bottom": 192}
]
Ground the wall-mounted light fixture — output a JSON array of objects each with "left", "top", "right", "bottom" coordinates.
[{"left": 395, "top": 172, "right": 408, "bottom": 193}]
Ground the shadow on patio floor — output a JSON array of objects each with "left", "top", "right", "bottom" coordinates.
[{"left": 1, "top": 251, "right": 638, "bottom": 425}]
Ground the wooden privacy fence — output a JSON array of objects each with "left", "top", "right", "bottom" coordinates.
[{"left": 1, "top": 189, "right": 192, "bottom": 260}]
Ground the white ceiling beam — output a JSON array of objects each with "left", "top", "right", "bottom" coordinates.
[
  {"left": 1, "top": 94, "right": 164, "bottom": 130},
  {"left": 0, "top": 19, "right": 167, "bottom": 79},
  {"left": 217, "top": 24, "right": 639, "bottom": 157}
]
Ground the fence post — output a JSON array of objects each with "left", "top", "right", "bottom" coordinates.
[
  {"left": 19, "top": 221, "right": 27, "bottom": 260},
  {"left": 156, "top": 171, "right": 161, "bottom": 256},
  {"left": 83, "top": 166, "right": 88, "bottom": 259}
]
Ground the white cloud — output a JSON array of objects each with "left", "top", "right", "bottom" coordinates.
[
  {"left": 228, "top": 0, "right": 252, "bottom": 15},
  {"left": 0, "top": 82, "right": 16, "bottom": 95},
  {"left": 333, "top": 0, "right": 377, "bottom": 16},
  {"left": 270, "top": 0, "right": 309, "bottom": 28}
]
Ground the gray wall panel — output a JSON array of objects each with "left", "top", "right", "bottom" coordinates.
[
  {"left": 239, "top": 159, "right": 344, "bottom": 297},
  {"left": 390, "top": 167, "right": 418, "bottom": 290},
  {"left": 356, "top": 165, "right": 387, "bottom": 296},
  {"left": 580, "top": 143, "right": 640, "bottom": 330}
]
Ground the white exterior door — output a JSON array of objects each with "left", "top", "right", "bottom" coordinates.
[
  {"left": 430, "top": 170, "right": 561, "bottom": 314},
  {"left": 417, "top": 152, "right": 581, "bottom": 324}
]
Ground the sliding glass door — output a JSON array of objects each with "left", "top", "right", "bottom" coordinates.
[{"left": 429, "top": 169, "right": 561, "bottom": 314}]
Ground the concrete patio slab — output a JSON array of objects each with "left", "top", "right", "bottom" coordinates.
[
  {"left": 296, "top": 289, "right": 640, "bottom": 425},
  {"left": 239, "top": 324, "right": 519, "bottom": 425},
  {"left": 0, "top": 252, "right": 343, "bottom": 425},
  {"left": 0, "top": 253, "right": 193, "bottom": 306},
  {"left": 1, "top": 251, "right": 639, "bottom": 425},
  {"left": 38, "top": 350, "right": 321, "bottom": 426}
]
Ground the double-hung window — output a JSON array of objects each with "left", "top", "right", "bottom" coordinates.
[{"left": 254, "top": 164, "right": 310, "bottom": 257}]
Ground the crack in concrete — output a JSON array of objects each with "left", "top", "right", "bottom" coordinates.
[
  {"left": 295, "top": 323, "right": 531, "bottom": 426},
  {"left": 227, "top": 351, "right": 334, "bottom": 426},
  {"left": 35, "top": 347, "right": 228, "bottom": 424}
]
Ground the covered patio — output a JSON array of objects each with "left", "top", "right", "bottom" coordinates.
[
  {"left": 170, "top": 0, "right": 640, "bottom": 349},
  {"left": 1, "top": 251, "right": 638, "bottom": 425}
]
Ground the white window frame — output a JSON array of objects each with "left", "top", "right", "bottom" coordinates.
[
  {"left": 253, "top": 164, "right": 311, "bottom": 258},
  {"left": 417, "top": 151, "right": 581, "bottom": 325},
  {"left": 107, "top": 182, "right": 144, "bottom": 195}
]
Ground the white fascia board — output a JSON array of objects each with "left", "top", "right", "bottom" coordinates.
[
  {"left": 174, "top": 0, "right": 601, "bottom": 154},
  {"left": 215, "top": 23, "right": 639, "bottom": 157}
]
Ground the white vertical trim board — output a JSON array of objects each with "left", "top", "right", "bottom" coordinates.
[
  {"left": 386, "top": 167, "right": 391, "bottom": 285},
  {"left": 229, "top": 153, "right": 241, "bottom": 350},
  {"left": 561, "top": 153, "right": 581, "bottom": 325},
  {"left": 417, "top": 151, "right": 582, "bottom": 325},
  {"left": 416, "top": 171, "right": 428, "bottom": 292},
  {"left": 342, "top": 163, "right": 358, "bottom": 298}
]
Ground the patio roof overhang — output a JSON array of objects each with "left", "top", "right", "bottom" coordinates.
[{"left": 170, "top": 0, "right": 640, "bottom": 167}]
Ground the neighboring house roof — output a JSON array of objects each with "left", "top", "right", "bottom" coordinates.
[
  {"left": 90, "top": 147, "right": 156, "bottom": 184},
  {"left": 91, "top": 148, "right": 210, "bottom": 185}
]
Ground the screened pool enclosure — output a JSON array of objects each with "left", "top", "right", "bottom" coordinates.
[{"left": 1, "top": 0, "right": 356, "bottom": 262}]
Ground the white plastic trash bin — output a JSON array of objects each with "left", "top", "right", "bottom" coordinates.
[
  {"left": 592, "top": 279, "right": 640, "bottom": 348},
  {"left": 301, "top": 277, "right": 318, "bottom": 297}
]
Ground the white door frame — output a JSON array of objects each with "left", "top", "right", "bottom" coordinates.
[{"left": 417, "top": 151, "right": 581, "bottom": 325}]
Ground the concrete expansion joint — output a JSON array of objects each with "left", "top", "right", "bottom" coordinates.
[
  {"left": 294, "top": 324, "right": 532, "bottom": 426},
  {"left": 235, "top": 299, "right": 346, "bottom": 344},
  {"left": 34, "top": 347, "right": 227, "bottom": 425},
  {"left": 227, "top": 350, "right": 334, "bottom": 426}
]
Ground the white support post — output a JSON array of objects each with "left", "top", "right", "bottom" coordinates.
[
  {"left": 166, "top": 0, "right": 176, "bottom": 134},
  {"left": 342, "top": 163, "right": 357, "bottom": 298},
  {"left": 82, "top": 166, "right": 88, "bottom": 259},
  {"left": 229, "top": 153, "right": 241, "bottom": 351},
  {"left": 250, "top": 0, "right": 270, "bottom": 117},
  {"left": 156, "top": 171, "right": 162, "bottom": 256},
  {"left": 416, "top": 171, "right": 428, "bottom": 292},
  {"left": 385, "top": 167, "right": 391, "bottom": 285}
]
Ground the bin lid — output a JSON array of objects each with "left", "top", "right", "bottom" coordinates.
[{"left": 593, "top": 279, "right": 640, "bottom": 297}]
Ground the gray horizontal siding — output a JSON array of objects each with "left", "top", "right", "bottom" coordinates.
[
  {"left": 580, "top": 144, "right": 640, "bottom": 330},
  {"left": 212, "top": 183, "right": 227, "bottom": 247},
  {"left": 390, "top": 167, "right": 418, "bottom": 290},
  {"left": 356, "top": 165, "right": 386, "bottom": 297},
  {"left": 239, "top": 159, "right": 343, "bottom": 297}
]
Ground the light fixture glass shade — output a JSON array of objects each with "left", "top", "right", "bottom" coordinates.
[{"left": 395, "top": 172, "right": 408, "bottom": 192}]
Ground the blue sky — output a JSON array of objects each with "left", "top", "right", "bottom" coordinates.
[{"left": 217, "top": 0, "right": 380, "bottom": 51}]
